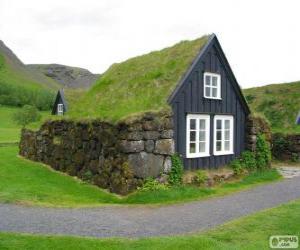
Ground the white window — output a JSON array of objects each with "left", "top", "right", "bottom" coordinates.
[
  {"left": 214, "top": 115, "right": 234, "bottom": 155},
  {"left": 203, "top": 72, "right": 221, "bottom": 99},
  {"left": 57, "top": 104, "right": 63, "bottom": 115},
  {"left": 186, "top": 114, "right": 210, "bottom": 158}
]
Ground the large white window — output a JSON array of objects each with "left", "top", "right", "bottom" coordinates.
[
  {"left": 214, "top": 115, "right": 234, "bottom": 155},
  {"left": 57, "top": 104, "right": 64, "bottom": 115},
  {"left": 203, "top": 72, "right": 221, "bottom": 99},
  {"left": 186, "top": 114, "right": 210, "bottom": 158}
]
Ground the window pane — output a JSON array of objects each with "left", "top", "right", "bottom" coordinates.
[
  {"left": 205, "top": 86, "right": 211, "bottom": 97},
  {"left": 199, "top": 142, "right": 206, "bottom": 152},
  {"left": 225, "top": 120, "right": 230, "bottom": 129},
  {"left": 212, "top": 88, "right": 217, "bottom": 97},
  {"left": 212, "top": 76, "right": 218, "bottom": 86},
  {"left": 205, "top": 75, "right": 211, "bottom": 85},
  {"left": 217, "top": 131, "right": 222, "bottom": 140},
  {"left": 224, "top": 141, "right": 230, "bottom": 151},
  {"left": 199, "top": 131, "right": 205, "bottom": 141},
  {"left": 216, "top": 141, "right": 222, "bottom": 151},
  {"left": 190, "top": 119, "right": 196, "bottom": 130},
  {"left": 216, "top": 120, "right": 222, "bottom": 129},
  {"left": 225, "top": 130, "right": 230, "bottom": 140},
  {"left": 190, "top": 143, "right": 196, "bottom": 153},
  {"left": 199, "top": 119, "right": 206, "bottom": 130},
  {"left": 190, "top": 131, "right": 196, "bottom": 142}
]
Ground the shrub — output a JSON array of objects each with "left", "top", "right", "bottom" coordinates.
[
  {"left": 139, "top": 178, "right": 168, "bottom": 191},
  {"left": 272, "top": 133, "right": 290, "bottom": 159},
  {"left": 230, "top": 159, "right": 243, "bottom": 175},
  {"left": 12, "top": 105, "right": 41, "bottom": 127},
  {"left": 169, "top": 153, "right": 184, "bottom": 186},
  {"left": 193, "top": 170, "right": 208, "bottom": 186},
  {"left": 291, "top": 153, "right": 299, "bottom": 162},
  {"left": 241, "top": 151, "right": 256, "bottom": 171},
  {"left": 256, "top": 134, "right": 272, "bottom": 169}
]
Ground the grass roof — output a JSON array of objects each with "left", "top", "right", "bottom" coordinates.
[{"left": 69, "top": 35, "right": 210, "bottom": 121}]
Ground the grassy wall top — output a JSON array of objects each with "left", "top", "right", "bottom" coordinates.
[{"left": 69, "top": 35, "right": 210, "bottom": 121}]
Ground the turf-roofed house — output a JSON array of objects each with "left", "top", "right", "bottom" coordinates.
[
  {"left": 73, "top": 33, "right": 250, "bottom": 169},
  {"left": 20, "top": 34, "right": 251, "bottom": 194},
  {"left": 52, "top": 89, "right": 68, "bottom": 115}
]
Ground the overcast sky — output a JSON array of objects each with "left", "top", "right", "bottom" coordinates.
[{"left": 0, "top": 0, "right": 299, "bottom": 88}]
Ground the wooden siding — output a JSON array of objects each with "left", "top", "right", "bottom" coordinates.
[{"left": 171, "top": 39, "right": 248, "bottom": 169}]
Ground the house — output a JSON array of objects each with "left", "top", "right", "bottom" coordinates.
[
  {"left": 73, "top": 34, "right": 250, "bottom": 169},
  {"left": 168, "top": 34, "right": 250, "bottom": 169},
  {"left": 51, "top": 89, "right": 68, "bottom": 115},
  {"left": 296, "top": 112, "right": 300, "bottom": 125}
]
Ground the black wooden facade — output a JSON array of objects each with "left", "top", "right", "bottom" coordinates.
[
  {"left": 51, "top": 89, "right": 68, "bottom": 115},
  {"left": 168, "top": 34, "right": 250, "bottom": 170}
]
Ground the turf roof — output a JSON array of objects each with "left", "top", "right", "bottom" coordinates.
[{"left": 70, "top": 35, "right": 211, "bottom": 121}]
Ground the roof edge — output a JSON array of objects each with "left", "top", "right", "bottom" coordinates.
[{"left": 167, "top": 33, "right": 216, "bottom": 103}]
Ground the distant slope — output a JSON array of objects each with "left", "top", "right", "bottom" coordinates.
[
  {"left": 70, "top": 35, "right": 210, "bottom": 121},
  {"left": 0, "top": 40, "right": 58, "bottom": 110},
  {"left": 27, "top": 64, "right": 100, "bottom": 89},
  {"left": 244, "top": 81, "right": 300, "bottom": 132}
]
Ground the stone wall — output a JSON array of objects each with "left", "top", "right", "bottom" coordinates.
[
  {"left": 272, "top": 133, "right": 300, "bottom": 161},
  {"left": 245, "top": 115, "right": 271, "bottom": 151},
  {"left": 19, "top": 111, "right": 174, "bottom": 195}
]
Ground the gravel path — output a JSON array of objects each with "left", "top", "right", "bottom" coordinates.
[{"left": 0, "top": 177, "right": 300, "bottom": 238}]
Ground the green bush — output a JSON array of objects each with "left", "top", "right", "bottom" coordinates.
[
  {"left": 291, "top": 153, "right": 299, "bottom": 162},
  {"left": 139, "top": 178, "right": 168, "bottom": 191},
  {"left": 230, "top": 159, "right": 243, "bottom": 176},
  {"left": 256, "top": 134, "right": 272, "bottom": 169},
  {"left": 272, "top": 133, "right": 290, "bottom": 159},
  {"left": 169, "top": 153, "right": 184, "bottom": 186},
  {"left": 193, "top": 170, "right": 208, "bottom": 186},
  {"left": 12, "top": 105, "right": 41, "bottom": 127},
  {"left": 241, "top": 151, "right": 257, "bottom": 171}
]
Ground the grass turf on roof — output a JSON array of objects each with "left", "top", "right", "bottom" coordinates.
[{"left": 69, "top": 35, "right": 210, "bottom": 122}]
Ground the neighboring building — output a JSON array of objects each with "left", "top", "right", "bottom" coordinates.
[
  {"left": 296, "top": 112, "right": 300, "bottom": 125},
  {"left": 168, "top": 34, "right": 250, "bottom": 169},
  {"left": 52, "top": 89, "right": 67, "bottom": 115}
]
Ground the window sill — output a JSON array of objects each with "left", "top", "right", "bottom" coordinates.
[
  {"left": 214, "top": 151, "right": 234, "bottom": 156},
  {"left": 204, "top": 96, "right": 222, "bottom": 100},
  {"left": 186, "top": 153, "right": 210, "bottom": 159}
]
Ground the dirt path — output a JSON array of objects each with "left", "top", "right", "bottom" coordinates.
[{"left": 0, "top": 176, "right": 299, "bottom": 238}]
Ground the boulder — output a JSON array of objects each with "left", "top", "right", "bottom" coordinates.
[
  {"left": 154, "top": 139, "right": 175, "bottom": 155},
  {"left": 163, "top": 156, "right": 172, "bottom": 173},
  {"left": 128, "top": 152, "right": 164, "bottom": 178}
]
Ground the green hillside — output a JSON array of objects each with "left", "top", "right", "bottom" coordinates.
[
  {"left": 0, "top": 41, "right": 58, "bottom": 110},
  {"left": 244, "top": 80, "right": 300, "bottom": 133},
  {"left": 69, "top": 35, "right": 210, "bottom": 121}
]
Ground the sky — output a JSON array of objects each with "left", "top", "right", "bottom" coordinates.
[{"left": 0, "top": 0, "right": 299, "bottom": 88}]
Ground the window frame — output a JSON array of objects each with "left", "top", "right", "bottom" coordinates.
[
  {"left": 203, "top": 72, "right": 221, "bottom": 100},
  {"left": 57, "top": 104, "right": 64, "bottom": 115},
  {"left": 186, "top": 114, "right": 210, "bottom": 158},
  {"left": 213, "top": 115, "right": 234, "bottom": 156}
]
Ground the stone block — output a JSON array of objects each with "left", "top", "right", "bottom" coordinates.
[
  {"left": 143, "top": 131, "right": 160, "bottom": 140},
  {"left": 145, "top": 140, "right": 155, "bottom": 152},
  {"left": 154, "top": 139, "right": 175, "bottom": 155},
  {"left": 160, "top": 130, "right": 174, "bottom": 139},
  {"left": 119, "top": 140, "right": 144, "bottom": 153}
]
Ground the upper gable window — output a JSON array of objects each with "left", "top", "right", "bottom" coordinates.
[{"left": 203, "top": 72, "right": 221, "bottom": 99}]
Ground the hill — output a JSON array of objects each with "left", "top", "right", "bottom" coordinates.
[
  {"left": 0, "top": 40, "right": 59, "bottom": 109},
  {"left": 243, "top": 81, "right": 300, "bottom": 132},
  {"left": 27, "top": 64, "right": 100, "bottom": 89},
  {"left": 69, "top": 35, "right": 210, "bottom": 121}
]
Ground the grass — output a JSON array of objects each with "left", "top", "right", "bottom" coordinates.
[
  {"left": 69, "top": 35, "right": 210, "bottom": 122},
  {"left": 0, "top": 51, "right": 57, "bottom": 109},
  {"left": 0, "top": 199, "right": 299, "bottom": 249},
  {"left": 0, "top": 146, "right": 281, "bottom": 207},
  {"left": 243, "top": 80, "right": 300, "bottom": 133},
  {"left": 0, "top": 105, "right": 50, "bottom": 143}
]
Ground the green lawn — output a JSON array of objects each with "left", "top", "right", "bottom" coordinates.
[
  {"left": 0, "top": 146, "right": 281, "bottom": 207},
  {"left": 0, "top": 105, "right": 50, "bottom": 143},
  {"left": 0, "top": 199, "right": 299, "bottom": 249}
]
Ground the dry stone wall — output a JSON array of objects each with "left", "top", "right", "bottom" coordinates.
[
  {"left": 19, "top": 111, "right": 174, "bottom": 195},
  {"left": 272, "top": 133, "right": 300, "bottom": 161}
]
